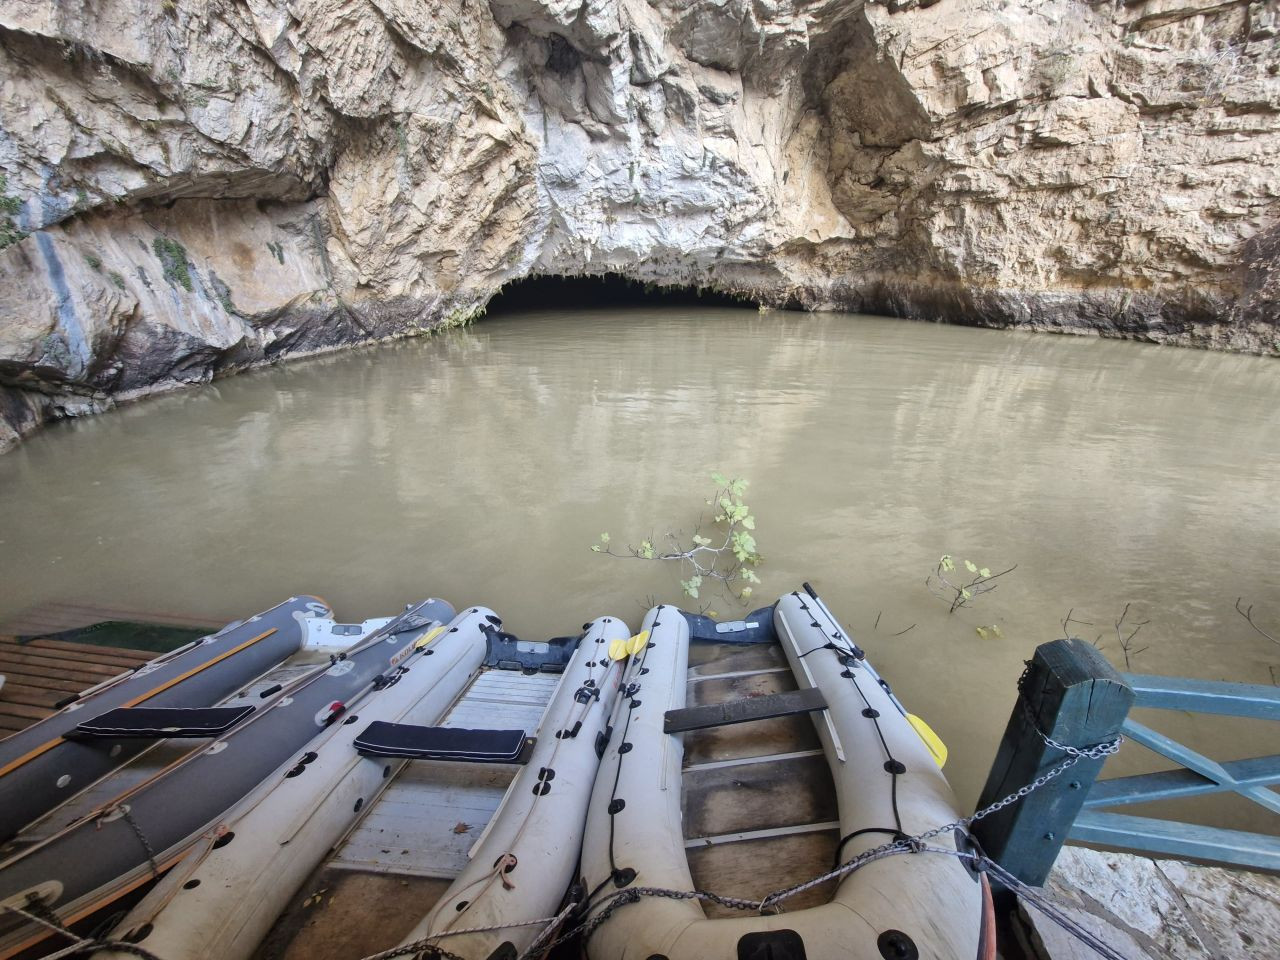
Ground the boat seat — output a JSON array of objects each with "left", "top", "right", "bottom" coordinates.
[
  {"left": 69, "top": 705, "right": 255, "bottom": 739},
  {"left": 354, "top": 721, "right": 534, "bottom": 764},
  {"left": 663, "top": 686, "right": 827, "bottom": 734}
]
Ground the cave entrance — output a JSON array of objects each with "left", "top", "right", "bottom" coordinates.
[{"left": 483, "top": 273, "right": 756, "bottom": 315}]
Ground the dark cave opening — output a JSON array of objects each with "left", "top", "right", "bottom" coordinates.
[{"left": 483, "top": 273, "right": 758, "bottom": 315}]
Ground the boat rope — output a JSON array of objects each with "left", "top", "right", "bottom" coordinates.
[
  {"left": 428, "top": 621, "right": 626, "bottom": 938},
  {"left": 931, "top": 849, "right": 1130, "bottom": 960},
  {"left": 795, "top": 594, "right": 905, "bottom": 837},
  {"left": 602, "top": 608, "right": 663, "bottom": 882},
  {"left": 0, "top": 900, "right": 167, "bottom": 960},
  {"left": 544, "top": 649, "right": 1126, "bottom": 960},
  {"left": 353, "top": 909, "right": 572, "bottom": 960}
]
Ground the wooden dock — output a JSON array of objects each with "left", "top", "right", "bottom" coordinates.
[{"left": 0, "top": 601, "right": 225, "bottom": 737}]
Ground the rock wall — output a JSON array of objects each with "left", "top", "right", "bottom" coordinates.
[{"left": 1, "top": 0, "right": 1277, "bottom": 448}]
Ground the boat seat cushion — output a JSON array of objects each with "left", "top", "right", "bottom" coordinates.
[
  {"left": 355, "top": 721, "right": 531, "bottom": 763},
  {"left": 71, "top": 705, "right": 255, "bottom": 739}
]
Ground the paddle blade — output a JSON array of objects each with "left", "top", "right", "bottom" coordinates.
[
  {"left": 626, "top": 630, "right": 650, "bottom": 655},
  {"left": 907, "top": 713, "right": 947, "bottom": 768},
  {"left": 414, "top": 625, "right": 446, "bottom": 649},
  {"left": 608, "top": 639, "right": 629, "bottom": 661}
]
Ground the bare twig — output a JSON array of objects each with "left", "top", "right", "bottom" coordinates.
[
  {"left": 1096, "top": 603, "right": 1150, "bottom": 669},
  {"left": 1060, "top": 608, "right": 1094, "bottom": 642},
  {"left": 873, "top": 611, "right": 917, "bottom": 637},
  {"left": 1235, "top": 597, "right": 1279, "bottom": 646}
]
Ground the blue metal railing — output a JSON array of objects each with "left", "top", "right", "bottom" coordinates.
[{"left": 1068, "top": 673, "right": 1280, "bottom": 871}]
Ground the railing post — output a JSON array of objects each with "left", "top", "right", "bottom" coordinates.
[{"left": 973, "top": 637, "right": 1133, "bottom": 885}]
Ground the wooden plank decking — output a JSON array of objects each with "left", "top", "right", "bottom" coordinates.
[
  {"left": 0, "top": 636, "right": 156, "bottom": 735},
  {"left": 0, "top": 601, "right": 226, "bottom": 737}
]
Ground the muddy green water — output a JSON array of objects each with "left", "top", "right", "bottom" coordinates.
[{"left": 1, "top": 308, "right": 1278, "bottom": 833}]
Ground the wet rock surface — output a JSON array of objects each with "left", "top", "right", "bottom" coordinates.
[{"left": 0, "top": 0, "right": 1277, "bottom": 447}]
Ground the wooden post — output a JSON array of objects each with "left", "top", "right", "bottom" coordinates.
[{"left": 973, "top": 638, "right": 1133, "bottom": 886}]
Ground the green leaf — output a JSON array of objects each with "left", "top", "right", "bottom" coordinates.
[
  {"left": 590, "top": 545, "right": 601, "bottom": 552},
  {"left": 692, "top": 535, "right": 711, "bottom": 546},
  {"left": 979, "top": 568, "right": 991, "bottom": 578},
  {"left": 975, "top": 626, "right": 989, "bottom": 640},
  {"left": 711, "top": 472, "right": 728, "bottom": 486},
  {"left": 741, "top": 515, "right": 755, "bottom": 530},
  {"left": 730, "top": 479, "right": 747, "bottom": 497},
  {"left": 720, "top": 497, "right": 733, "bottom": 512},
  {"left": 992, "top": 625, "right": 1004, "bottom": 638},
  {"left": 961, "top": 588, "right": 972, "bottom": 600},
  {"left": 640, "top": 540, "right": 654, "bottom": 560},
  {"left": 600, "top": 532, "right": 610, "bottom": 544},
  {"left": 743, "top": 569, "right": 761, "bottom": 584},
  {"left": 964, "top": 560, "right": 977, "bottom": 573},
  {"left": 741, "top": 586, "right": 753, "bottom": 598},
  {"left": 940, "top": 555, "right": 954, "bottom": 573}
]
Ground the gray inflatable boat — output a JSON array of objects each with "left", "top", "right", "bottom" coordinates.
[
  {"left": 0, "top": 596, "right": 330, "bottom": 843},
  {"left": 0, "top": 597, "right": 454, "bottom": 959}
]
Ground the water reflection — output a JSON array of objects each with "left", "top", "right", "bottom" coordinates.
[{"left": 1, "top": 309, "right": 1278, "bottom": 827}]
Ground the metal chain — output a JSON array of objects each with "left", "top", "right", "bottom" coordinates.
[
  {"left": 117, "top": 804, "right": 161, "bottom": 878},
  {"left": 1, "top": 659, "right": 1126, "bottom": 960},
  {"left": 355, "top": 911, "right": 575, "bottom": 960},
  {"left": 1015, "top": 659, "right": 1125, "bottom": 761}
]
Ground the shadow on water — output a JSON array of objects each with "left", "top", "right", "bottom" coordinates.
[{"left": 484, "top": 272, "right": 757, "bottom": 313}]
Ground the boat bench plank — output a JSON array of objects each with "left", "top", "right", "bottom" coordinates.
[{"left": 664, "top": 686, "right": 827, "bottom": 734}]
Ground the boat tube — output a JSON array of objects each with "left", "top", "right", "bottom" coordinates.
[
  {"left": 94, "top": 606, "right": 496, "bottom": 960},
  {"left": 393, "top": 614, "right": 632, "bottom": 960},
  {"left": 578, "top": 589, "right": 994, "bottom": 960},
  {"left": 0, "top": 597, "right": 454, "bottom": 959},
  {"left": 0, "top": 596, "right": 330, "bottom": 843}
]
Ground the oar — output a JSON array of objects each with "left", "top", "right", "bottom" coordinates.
[{"left": 907, "top": 713, "right": 948, "bottom": 767}]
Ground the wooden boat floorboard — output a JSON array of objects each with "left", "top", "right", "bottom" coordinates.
[
  {"left": 686, "top": 831, "right": 841, "bottom": 919},
  {"left": 683, "top": 752, "right": 837, "bottom": 839},
  {"left": 681, "top": 640, "right": 838, "bottom": 920},
  {"left": 254, "top": 871, "right": 453, "bottom": 960},
  {"left": 255, "top": 641, "right": 834, "bottom": 960}
]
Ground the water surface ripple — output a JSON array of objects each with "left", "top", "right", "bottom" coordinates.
[{"left": 2, "top": 309, "right": 1278, "bottom": 827}]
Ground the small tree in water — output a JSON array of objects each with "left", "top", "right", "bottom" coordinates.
[
  {"left": 927, "top": 555, "right": 1017, "bottom": 613},
  {"left": 591, "top": 472, "right": 763, "bottom": 604}
]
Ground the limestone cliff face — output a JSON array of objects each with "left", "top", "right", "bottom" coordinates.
[{"left": 0, "top": 0, "right": 1276, "bottom": 448}]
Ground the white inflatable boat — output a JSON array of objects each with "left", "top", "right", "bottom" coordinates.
[
  {"left": 390, "top": 614, "right": 633, "bottom": 960},
  {"left": 578, "top": 588, "right": 996, "bottom": 960},
  {"left": 93, "top": 605, "right": 496, "bottom": 960}
]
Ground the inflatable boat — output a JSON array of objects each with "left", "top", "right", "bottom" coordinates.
[
  {"left": 391, "top": 614, "right": 632, "bottom": 960},
  {"left": 0, "top": 596, "right": 329, "bottom": 843},
  {"left": 94, "top": 605, "right": 503, "bottom": 960},
  {"left": 0, "top": 598, "right": 454, "bottom": 959},
  {"left": 578, "top": 587, "right": 995, "bottom": 960}
]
